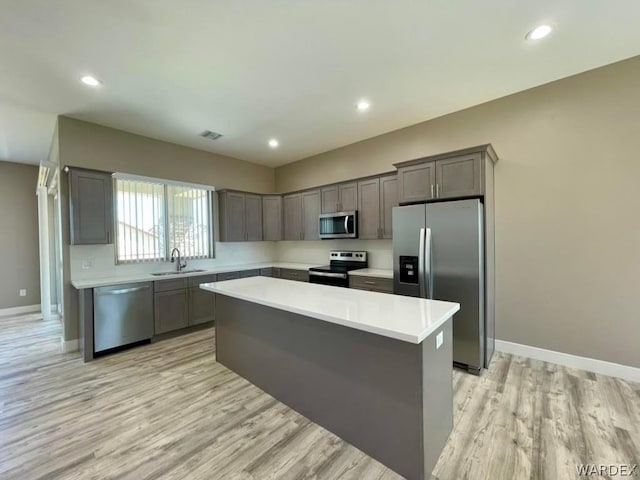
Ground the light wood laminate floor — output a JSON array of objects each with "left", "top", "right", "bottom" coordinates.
[{"left": 0, "top": 314, "right": 638, "bottom": 479}]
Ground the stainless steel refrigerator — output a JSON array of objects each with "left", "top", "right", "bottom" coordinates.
[{"left": 392, "top": 198, "right": 493, "bottom": 374}]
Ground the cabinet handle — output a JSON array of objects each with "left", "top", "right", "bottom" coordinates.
[
  {"left": 430, "top": 184, "right": 434, "bottom": 198},
  {"left": 364, "top": 281, "right": 376, "bottom": 285},
  {"left": 436, "top": 184, "right": 440, "bottom": 198}
]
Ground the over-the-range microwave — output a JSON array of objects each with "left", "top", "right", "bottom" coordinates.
[{"left": 318, "top": 211, "right": 358, "bottom": 239}]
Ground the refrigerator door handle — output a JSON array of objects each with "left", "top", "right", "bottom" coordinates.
[
  {"left": 418, "top": 228, "right": 426, "bottom": 298},
  {"left": 424, "top": 227, "right": 433, "bottom": 299}
]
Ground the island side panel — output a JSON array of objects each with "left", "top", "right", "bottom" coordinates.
[
  {"left": 421, "top": 319, "right": 454, "bottom": 476},
  {"left": 215, "top": 294, "right": 426, "bottom": 480}
]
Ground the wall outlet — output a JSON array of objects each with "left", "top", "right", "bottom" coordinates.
[
  {"left": 19, "top": 289, "right": 27, "bottom": 297},
  {"left": 436, "top": 331, "right": 444, "bottom": 349},
  {"left": 81, "top": 258, "right": 94, "bottom": 269}
]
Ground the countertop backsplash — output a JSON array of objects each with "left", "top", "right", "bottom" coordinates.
[
  {"left": 275, "top": 240, "right": 392, "bottom": 269},
  {"left": 70, "top": 242, "right": 278, "bottom": 280}
]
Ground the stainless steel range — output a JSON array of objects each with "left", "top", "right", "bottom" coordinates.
[{"left": 308, "top": 251, "right": 368, "bottom": 287}]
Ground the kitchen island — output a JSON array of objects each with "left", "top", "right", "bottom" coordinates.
[{"left": 200, "top": 276, "right": 459, "bottom": 480}]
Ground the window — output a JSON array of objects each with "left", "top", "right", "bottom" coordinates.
[{"left": 114, "top": 176, "right": 213, "bottom": 263}]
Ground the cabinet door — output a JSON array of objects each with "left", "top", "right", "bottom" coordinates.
[
  {"left": 262, "top": 195, "right": 283, "bottom": 241},
  {"left": 338, "top": 182, "right": 357, "bottom": 212},
  {"left": 397, "top": 162, "right": 436, "bottom": 204},
  {"left": 244, "top": 194, "right": 263, "bottom": 241},
  {"left": 283, "top": 194, "right": 303, "bottom": 240},
  {"left": 188, "top": 287, "right": 215, "bottom": 326},
  {"left": 219, "top": 191, "right": 245, "bottom": 242},
  {"left": 357, "top": 178, "right": 380, "bottom": 240},
  {"left": 69, "top": 168, "right": 113, "bottom": 245},
  {"left": 379, "top": 175, "right": 398, "bottom": 239},
  {"left": 280, "top": 269, "right": 309, "bottom": 282},
  {"left": 302, "top": 190, "right": 321, "bottom": 240},
  {"left": 436, "top": 153, "right": 483, "bottom": 199},
  {"left": 154, "top": 289, "right": 188, "bottom": 334},
  {"left": 218, "top": 271, "right": 240, "bottom": 281},
  {"left": 321, "top": 186, "right": 339, "bottom": 214}
]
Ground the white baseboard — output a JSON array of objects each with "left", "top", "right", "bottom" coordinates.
[
  {"left": 61, "top": 338, "right": 79, "bottom": 353},
  {"left": 0, "top": 304, "right": 41, "bottom": 317},
  {"left": 495, "top": 340, "right": 640, "bottom": 384}
]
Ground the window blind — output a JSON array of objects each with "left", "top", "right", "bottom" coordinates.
[{"left": 166, "top": 185, "right": 211, "bottom": 259}]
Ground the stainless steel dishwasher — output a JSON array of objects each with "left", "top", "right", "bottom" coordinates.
[{"left": 93, "top": 282, "right": 154, "bottom": 353}]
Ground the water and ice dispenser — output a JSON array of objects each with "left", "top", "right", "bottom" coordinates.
[{"left": 399, "top": 256, "right": 419, "bottom": 284}]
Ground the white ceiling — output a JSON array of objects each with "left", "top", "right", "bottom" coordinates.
[{"left": 1, "top": 1, "right": 639, "bottom": 167}]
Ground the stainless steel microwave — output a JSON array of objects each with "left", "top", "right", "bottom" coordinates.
[{"left": 319, "top": 211, "right": 358, "bottom": 239}]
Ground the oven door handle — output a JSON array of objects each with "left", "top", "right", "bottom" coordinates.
[{"left": 308, "top": 271, "right": 348, "bottom": 279}]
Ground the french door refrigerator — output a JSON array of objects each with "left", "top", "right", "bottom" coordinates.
[{"left": 392, "top": 198, "right": 493, "bottom": 374}]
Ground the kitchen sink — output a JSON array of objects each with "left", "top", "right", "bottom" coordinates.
[{"left": 151, "top": 269, "right": 206, "bottom": 276}]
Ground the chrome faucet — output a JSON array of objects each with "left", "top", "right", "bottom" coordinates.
[{"left": 170, "top": 248, "right": 187, "bottom": 272}]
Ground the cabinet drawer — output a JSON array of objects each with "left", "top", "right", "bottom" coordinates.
[
  {"left": 260, "top": 268, "right": 273, "bottom": 277},
  {"left": 349, "top": 276, "right": 393, "bottom": 293},
  {"left": 239, "top": 269, "right": 260, "bottom": 278},
  {"left": 272, "top": 268, "right": 281, "bottom": 278},
  {"left": 188, "top": 274, "right": 217, "bottom": 287},
  {"left": 217, "top": 271, "right": 241, "bottom": 281},
  {"left": 280, "top": 268, "right": 309, "bottom": 282},
  {"left": 154, "top": 278, "right": 188, "bottom": 293}
]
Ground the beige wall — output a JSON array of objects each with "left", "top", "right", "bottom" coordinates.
[
  {"left": 58, "top": 118, "right": 276, "bottom": 341},
  {"left": 58, "top": 117, "right": 276, "bottom": 193},
  {"left": 275, "top": 56, "right": 640, "bottom": 368},
  {"left": 0, "top": 161, "right": 40, "bottom": 310}
]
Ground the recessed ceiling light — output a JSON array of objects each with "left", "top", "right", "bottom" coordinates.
[
  {"left": 268, "top": 138, "right": 279, "bottom": 148},
  {"left": 356, "top": 100, "right": 370, "bottom": 112},
  {"left": 525, "top": 24, "right": 553, "bottom": 41},
  {"left": 80, "top": 75, "right": 102, "bottom": 87}
]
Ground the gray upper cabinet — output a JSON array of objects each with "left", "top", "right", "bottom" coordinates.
[
  {"left": 395, "top": 145, "right": 495, "bottom": 204},
  {"left": 397, "top": 162, "right": 436, "bottom": 204},
  {"left": 262, "top": 195, "right": 283, "bottom": 241},
  {"left": 321, "top": 186, "right": 339, "bottom": 214},
  {"left": 283, "top": 193, "right": 303, "bottom": 240},
  {"left": 302, "top": 190, "right": 321, "bottom": 240},
  {"left": 357, "top": 174, "right": 398, "bottom": 240},
  {"left": 218, "top": 190, "right": 263, "bottom": 242},
  {"left": 357, "top": 178, "right": 381, "bottom": 240},
  {"left": 244, "top": 194, "right": 263, "bottom": 241},
  {"left": 69, "top": 168, "right": 113, "bottom": 245},
  {"left": 218, "top": 191, "right": 245, "bottom": 242},
  {"left": 379, "top": 175, "right": 398, "bottom": 239},
  {"left": 321, "top": 182, "right": 357, "bottom": 213},
  {"left": 436, "top": 153, "right": 482, "bottom": 199}
]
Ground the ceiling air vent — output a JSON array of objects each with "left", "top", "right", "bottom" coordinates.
[{"left": 200, "top": 130, "right": 223, "bottom": 140}]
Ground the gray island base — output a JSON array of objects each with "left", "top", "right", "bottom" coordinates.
[{"left": 215, "top": 294, "right": 454, "bottom": 480}]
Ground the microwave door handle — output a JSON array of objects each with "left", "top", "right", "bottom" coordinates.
[
  {"left": 418, "top": 228, "right": 426, "bottom": 298},
  {"left": 344, "top": 215, "right": 349, "bottom": 234}
]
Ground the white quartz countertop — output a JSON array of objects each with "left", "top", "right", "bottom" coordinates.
[
  {"left": 70, "top": 262, "right": 321, "bottom": 289},
  {"left": 349, "top": 268, "right": 393, "bottom": 279},
  {"left": 201, "top": 276, "right": 459, "bottom": 344}
]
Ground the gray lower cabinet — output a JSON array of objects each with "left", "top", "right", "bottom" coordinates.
[
  {"left": 239, "top": 269, "right": 260, "bottom": 278},
  {"left": 68, "top": 168, "right": 114, "bottom": 245},
  {"left": 188, "top": 287, "right": 215, "bottom": 325},
  {"left": 262, "top": 195, "right": 283, "bottom": 241},
  {"left": 218, "top": 271, "right": 241, "bottom": 281},
  {"left": 272, "top": 268, "right": 281, "bottom": 278},
  {"left": 154, "top": 289, "right": 189, "bottom": 334},
  {"left": 357, "top": 174, "right": 398, "bottom": 239},
  {"left": 349, "top": 275, "right": 393, "bottom": 293},
  {"left": 260, "top": 268, "right": 273, "bottom": 277},
  {"left": 218, "top": 190, "right": 263, "bottom": 242},
  {"left": 280, "top": 268, "right": 309, "bottom": 282},
  {"left": 154, "top": 275, "right": 216, "bottom": 334}
]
